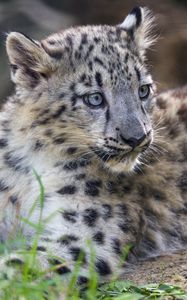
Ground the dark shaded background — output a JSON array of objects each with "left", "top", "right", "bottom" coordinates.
[{"left": 1, "top": 0, "right": 187, "bottom": 102}]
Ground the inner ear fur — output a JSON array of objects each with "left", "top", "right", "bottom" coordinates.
[{"left": 6, "top": 32, "right": 53, "bottom": 75}]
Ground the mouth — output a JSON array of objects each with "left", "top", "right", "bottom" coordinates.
[
  {"left": 91, "top": 142, "right": 150, "bottom": 173},
  {"left": 92, "top": 147, "right": 130, "bottom": 161}
]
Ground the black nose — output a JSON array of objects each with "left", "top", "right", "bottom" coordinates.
[{"left": 120, "top": 133, "right": 147, "bottom": 149}]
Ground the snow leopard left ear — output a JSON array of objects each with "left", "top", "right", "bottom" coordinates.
[
  {"left": 6, "top": 32, "right": 55, "bottom": 87},
  {"left": 119, "top": 7, "right": 156, "bottom": 54}
]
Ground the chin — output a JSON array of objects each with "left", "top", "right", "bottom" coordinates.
[
  {"left": 92, "top": 146, "right": 142, "bottom": 174},
  {"left": 103, "top": 154, "right": 140, "bottom": 174}
]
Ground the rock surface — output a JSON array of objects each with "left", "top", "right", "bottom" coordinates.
[{"left": 123, "top": 250, "right": 187, "bottom": 290}]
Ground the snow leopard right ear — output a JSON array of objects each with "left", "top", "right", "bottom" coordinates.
[
  {"left": 6, "top": 32, "right": 54, "bottom": 87},
  {"left": 119, "top": 7, "right": 156, "bottom": 55}
]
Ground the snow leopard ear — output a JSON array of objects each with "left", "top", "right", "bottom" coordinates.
[
  {"left": 6, "top": 32, "right": 53, "bottom": 87},
  {"left": 119, "top": 7, "right": 156, "bottom": 54}
]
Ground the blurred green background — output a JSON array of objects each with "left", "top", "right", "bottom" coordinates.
[{"left": 1, "top": 0, "right": 187, "bottom": 102}]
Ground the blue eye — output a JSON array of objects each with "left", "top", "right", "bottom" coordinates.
[
  {"left": 84, "top": 92, "right": 105, "bottom": 108},
  {"left": 139, "top": 85, "right": 151, "bottom": 100}
]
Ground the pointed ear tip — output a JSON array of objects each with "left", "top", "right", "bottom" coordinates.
[
  {"left": 131, "top": 6, "right": 152, "bottom": 14},
  {"left": 129, "top": 6, "right": 142, "bottom": 14},
  {"left": 6, "top": 32, "right": 32, "bottom": 44},
  {"left": 119, "top": 6, "right": 143, "bottom": 30},
  {"left": 6, "top": 31, "right": 21, "bottom": 38},
  {"left": 120, "top": 6, "right": 155, "bottom": 29},
  {"left": 129, "top": 6, "right": 154, "bottom": 22},
  {"left": 6, "top": 32, "right": 22, "bottom": 46}
]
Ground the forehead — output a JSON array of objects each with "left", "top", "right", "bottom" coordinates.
[{"left": 42, "top": 25, "right": 148, "bottom": 84}]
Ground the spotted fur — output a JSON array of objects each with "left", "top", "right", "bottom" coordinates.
[{"left": 0, "top": 7, "right": 186, "bottom": 283}]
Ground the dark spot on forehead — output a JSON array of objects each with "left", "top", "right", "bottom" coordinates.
[
  {"left": 95, "top": 72, "right": 103, "bottom": 87},
  {"left": 84, "top": 44, "right": 94, "bottom": 60},
  {"left": 88, "top": 44, "right": 94, "bottom": 52},
  {"left": 94, "top": 37, "right": 101, "bottom": 43},
  {"left": 101, "top": 45, "right": 110, "bottom": 55},
  {"left": 81, "top": 33, "right": 88, "bottom": 44},
  {"left": 71, "top": 95, "right": 77, "bottom": 107},
  {"left": 75, "top": 51, "right": 81, "bottom": 60},
  {"left": 66, "top": 35, "right": 73, "bottom": 48},
  {"left": 80, "top": 73, "right": 86, "bottom": 82},
  {"left": 108, "top": 45, "right": 115, "bottom": 54},
  {"left": 88, "top": 61, "right": 93, "bottom": 71},
  {"left": 94, "top": 57, "right": 106, "bottom": 68},
  {"left": 70, "top": 82, "right": 76, "bottom": 91},
  {"left": 134, "top": 66, "right": 141, "bottom": 81}
]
